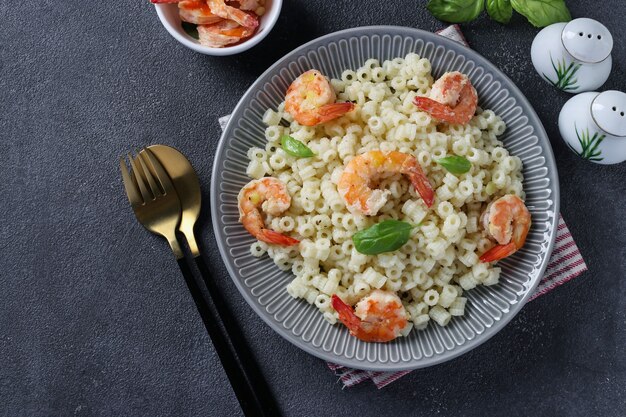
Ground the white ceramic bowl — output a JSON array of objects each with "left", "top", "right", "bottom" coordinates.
[{"left": 154, "top": 0, "right": 282, "bottom": 56}]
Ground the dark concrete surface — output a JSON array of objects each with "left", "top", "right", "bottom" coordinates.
[{"left": 1, "top": 1, "right": 625, "bottom": 416}]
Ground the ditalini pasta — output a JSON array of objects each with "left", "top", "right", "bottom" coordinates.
[{"left": 245, "top": 53, "right": 525, "bottom": 332}]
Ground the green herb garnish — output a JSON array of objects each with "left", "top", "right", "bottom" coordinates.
[
  {"left": 510, "top": 0, "right": 571, "bottom": 27},
  {"left": 436, "top": 155, "right": 472, "bottom": 175},
  {"left": 427, "top": 0, "right": 485, "bottom": 23},
  {"left": 352, "top": 220, "right": 416, "bottom": 255},
  {"left": 486, "top": 0, "right": 512, "bottom": 24},
  {"left": 427, "top": 0, "right": 570, "bottom": 27},
  {"left": 280, "top": 135, "right": 315, "bottom": 158}
]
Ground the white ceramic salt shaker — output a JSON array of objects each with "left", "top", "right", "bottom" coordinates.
[
  {"left": 558, "top": 90, "right": 626, "bottom": 164},
  {"left": 531, "top": 18, "right": 613, "bottom": 93}
]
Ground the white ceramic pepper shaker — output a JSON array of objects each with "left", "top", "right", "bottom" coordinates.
[
  {"left": 558, "top": 90, "right": 626, "bottom": 164},
  {"left": 531, "top": 18, "right": 613, "bottom": 93}
]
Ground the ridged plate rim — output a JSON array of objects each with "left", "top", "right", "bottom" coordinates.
[{"left": 211, "top": 26, "right": 560, "bottom": 371}]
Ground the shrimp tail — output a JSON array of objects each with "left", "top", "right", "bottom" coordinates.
[
  {"left": 408, "top": 170, "right": 435, "bottom": 208},
  {"left": 317, "top": 102, "right": 355, "bottom": 121},
  {"left": 259, "top": 229, "right": 300, "bottom": 246},
  {"left": 331, "top": 295, "right": 362, "bottom": 333},
  {"left": 297, "top": 102, "right": 354, "bottom": 126},
  {"left": 480, "top": 242, "right": 517, "bottom": 263},
  {"left": 413, "top": 96, "right": 461, "bottom": 122},
  {"left": 413, "top": 96, "right": 439, "bottom": 111},
  {"left": 238, "top": 11, "right": 259, "bottom": 28}
]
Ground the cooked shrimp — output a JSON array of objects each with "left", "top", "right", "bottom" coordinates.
[
  {"left": 479, "top": 194, "right": 531, "bottom": 262},
  {"left": 331, "top": 290, "right": 409, "bottom": 343},
  {"left": 207, "top": 0, "right": 258, "bottom": 28},
  {"left": 238, "top": 178, "right": 300, "bottom": 246},
  {"left": 238, "top": 0, "right": 262, "bottom": 10},
  {"left": 413, "top": 71, "right": 478, "bottom": 125},
  {"left": 178, "top": 1, "right": 223, "bottom": 25},
  {"left": 198, "top": 20, "right": 255, "bottom": 48},
  {"left": 337, "top": 150, "right": 434, "bottom": 215},
  {"left": 284, "top": 70, "right": 355, "bottom": 126}
]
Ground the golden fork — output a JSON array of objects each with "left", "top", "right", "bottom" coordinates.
[
  {"left": 120, "top": 148, "right": 275, "bottom": 417},
  {"left": 119, "top": 148, "right": 184, "bottom": 259}
]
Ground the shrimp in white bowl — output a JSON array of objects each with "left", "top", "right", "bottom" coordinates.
[
  {"left": 207, "top": 0, "right": 258, "bottom": 28},
  {"left": 178, "top": 1, "right": 223, "bottom": 25},
  {"left": 198, "top": 20, "right": 255, "bottom": 48}
]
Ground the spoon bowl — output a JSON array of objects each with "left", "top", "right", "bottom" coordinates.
[{"left": 145, "top": 145, "right": 202, "bottom": 256}]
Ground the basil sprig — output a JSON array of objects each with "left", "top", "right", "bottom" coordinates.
[
  {"left": 436, "top": 155, "right": 472, "bottom": 175},
  {"left": 486, "top": 0, "right": 512, "bottom": 24},
  {"left": 280, "top": 135, "right": 315, "bottom": 158},
  {"left": 427, "top": 0, "right": 570, "bottom": 27},
  {"left": 510, "top": 0, "right": 571, "bottom": 27},
  {"left": 427, "top": 0, "right": 485, "bottom": 23},
  {"left": 352, "top": 220, "right": 416, "bottom": 255}
]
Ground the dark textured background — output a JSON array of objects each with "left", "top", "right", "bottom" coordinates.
[{"left": 1, "top": 1, "right": 625, "bottom": 416}]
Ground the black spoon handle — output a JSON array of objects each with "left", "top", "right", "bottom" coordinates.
[
  {"left": 194, "top": 255, "right": 281, "bottom": 416},
  {"left": 176, "top": 258, "right": 272, "bottom": 417}
]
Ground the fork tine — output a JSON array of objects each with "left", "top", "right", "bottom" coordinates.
[
  {"left": 141, "top": 148, "right": 177, "bottom": 197},
  {"left": 120, "top": 157, "right": 143, "bottom": 206},
  {"left": 128, "top": 152, "right": 153, "bottom": 202},
  {"left": 137, "top": 149, "right": 163, "bottom": 198}
]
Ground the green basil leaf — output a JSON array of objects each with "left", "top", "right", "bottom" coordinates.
[
  {"left": 427, "top": 0, "right": 485, "bottom": 23},
  {"left": 510, "top": 0, "right": 571, "bottom": 27},
  {"left": 352, "top": 220, "right": 415, "bottom": 255},
  {"left": 280, "top": 135, "right": 315, "bottom": 158},
  {"left": 486, "top": 0, "right": 512, "bottom": 24},
  {"left": 436, "top": 155, "right": 472, "bottom": 175},
  {"left": 181, "top": 22, "right": 199, "bottom": 40}
]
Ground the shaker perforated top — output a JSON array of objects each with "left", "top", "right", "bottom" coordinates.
[
  {"left": 562, "top": 18, "right": 613, "bottom": 63},
  {"left": 592, "top": 91, "right": 626, "bottom": 137}
]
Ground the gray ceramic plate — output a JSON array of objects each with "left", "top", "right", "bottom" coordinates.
[{"left": 211, "top": 26, "right": 560, "bottom": 371}]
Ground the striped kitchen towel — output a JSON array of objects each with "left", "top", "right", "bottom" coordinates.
[{"left": 218, "top": 24, "right": 587, "bottom": 389}]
